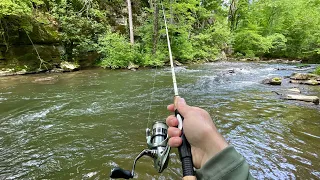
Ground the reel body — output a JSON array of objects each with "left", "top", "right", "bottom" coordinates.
[{"left": 110, "top": 122, "right": 171, "bottom": 179}]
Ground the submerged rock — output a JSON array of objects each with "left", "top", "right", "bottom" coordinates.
[{"left": 33, "top": 76, "right": 55, "bottom": 82}]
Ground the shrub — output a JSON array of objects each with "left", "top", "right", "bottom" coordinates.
[
  {"left": 314, "top": 66, "right": 320, "bottom": 75},
  {"left": 267, "top": 33, "right": 287, "bottom": 57},
  {"left": 234, "top": 30, "right": 272, "bottom": 57},
  {"left": 97, "top": 31, "right": 141, "bottom": 69}
]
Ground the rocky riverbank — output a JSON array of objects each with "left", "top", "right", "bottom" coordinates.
[{"left": 262, "top": 72, "right": 320, "bottom": 105}]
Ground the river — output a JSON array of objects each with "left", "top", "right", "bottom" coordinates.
[{"left": 0, "top": 62, "right": 319, "bottom": 179}]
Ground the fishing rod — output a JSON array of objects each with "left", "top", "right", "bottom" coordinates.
[{"left": 110, "top": 1, "right": 195, "bottom": 179}]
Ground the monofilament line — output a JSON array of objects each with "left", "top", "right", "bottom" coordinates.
[{"left": 147, "top": 66, "right": 158, "bottom": 129}]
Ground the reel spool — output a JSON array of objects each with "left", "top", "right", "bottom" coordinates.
[{"left": 110, "top": 122, "right": 171, "bottom": 179}]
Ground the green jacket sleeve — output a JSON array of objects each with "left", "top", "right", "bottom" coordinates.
[{"left": 195, "top": 146, "right": 254, "bottom": 180}]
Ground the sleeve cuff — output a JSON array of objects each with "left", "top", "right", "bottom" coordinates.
[{"left": 195, "top": 145, "right": 249, "bottom": 180}]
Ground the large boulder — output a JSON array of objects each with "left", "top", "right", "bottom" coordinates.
[
  {"left": 3, "top": 45, "right": 62, "bottom": 71},
  {"left": 290, "top": 73, "right": 319, "bottom": 80}
]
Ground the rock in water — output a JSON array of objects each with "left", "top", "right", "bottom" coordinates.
[
  {"left": 283, "top": 94, "right": 319, "bottom": 105},
  {"left": 290, "top": 73, "right": 319, "bottom": 80},
  {"left": 289, "top": 80, "right": 319, "bottom": 86},
  {"left": 33, "top": 77, "right": 55, "bottom": 82},
  {"left": 287, "top": 88, "right": 301, "bottom": 94},
  {"left": 262, "top": 77, "right": 282, "bottom": 85}
]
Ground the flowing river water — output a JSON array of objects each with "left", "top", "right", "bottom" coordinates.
[{"left": 0, "top": 62, "right": 319, "bottom": 179}]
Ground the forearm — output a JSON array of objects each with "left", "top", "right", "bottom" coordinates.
[{"left": 195, "top": 146, "right": 254, "bottom": 180}]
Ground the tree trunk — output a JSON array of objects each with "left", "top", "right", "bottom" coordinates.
[
  {"left": 170, "top": 0, "right": 173, "bottom": 24},
  {"left": 152, "top": 0, "right": 159, "bottom": 54},
  {"left": 127, "top": 0, "right": 134, "bottom": 44},
  {"left": 228, "top": 0, "right": 237, "bottom": 31}
]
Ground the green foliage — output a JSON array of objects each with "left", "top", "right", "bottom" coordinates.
[
  {"left": 0, "top": 0, "right": 32, "bottom": 18},
  {"left": 234, "top": 30, "right": 272, "bottom": 57},
  {"left": 232, "top": 0, "right": 320, "bottom": 60},
  {"left": 193, "top": 21, "right": 230, "bottom": 60},
  {"left": 1, "top": 0, "right": 320, "bottom": 69},
  {"left": 267, "top": 33, "right": 287, "bottom": 57},
  {"left": 314, "top": 66, "right": 320, "bottom": 75},
  {"left": 51, "top": 1, "right": 108, "bottom": 61},
  {"left": 97, "top": 32, "right": 141, "bottom": 69}
]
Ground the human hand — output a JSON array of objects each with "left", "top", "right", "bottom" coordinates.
[{"left": 166, "top": 97, "right": 228, "bottom": 169}]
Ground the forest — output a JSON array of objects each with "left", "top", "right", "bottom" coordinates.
[{"left": 0, "top": 0, "right": 319, "bottom": 71}]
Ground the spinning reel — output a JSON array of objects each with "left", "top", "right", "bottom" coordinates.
[{"left": 110, "top": 122, "right": 171, "bottom": 179}]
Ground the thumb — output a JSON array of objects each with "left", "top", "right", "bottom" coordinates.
[{"left": 176, "top": 97, "right": 190, "bottom": 116}]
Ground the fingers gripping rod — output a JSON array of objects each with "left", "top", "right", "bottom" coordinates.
[{"left": 161, "top": 1, "right": 195, "bottom": 178}]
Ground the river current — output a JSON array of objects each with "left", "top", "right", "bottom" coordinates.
[{"left": 0, "top": 62, "right": 319, "bottom": 179}]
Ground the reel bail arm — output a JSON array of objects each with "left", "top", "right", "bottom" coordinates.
[{"left": 110, "top": 122, "right": 170, "bottom": 179}]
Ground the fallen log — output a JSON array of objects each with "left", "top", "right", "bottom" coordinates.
[{"left": 283, "top": 94, "right": 319, "bottom": 105}]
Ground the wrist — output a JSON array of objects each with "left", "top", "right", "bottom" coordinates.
[{"left": 201, "top": 129, "right": 228, "bottom": 167}]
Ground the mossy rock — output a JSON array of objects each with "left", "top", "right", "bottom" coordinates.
[
  {"left": 262, "top": 77, "right": 282, "bottom": 85},
  {"left": 290, "top": 73, "right": 319, "bottom": 80},
  {"left": 270, "top": 77, "right": 282, "bottom": 85},
  {"left": 4, "top": 45, "right": 62, "bottom": 71}
]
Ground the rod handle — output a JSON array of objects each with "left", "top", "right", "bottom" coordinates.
[{"left": 175, "top": 109, "right": 195, "bottom": 177}]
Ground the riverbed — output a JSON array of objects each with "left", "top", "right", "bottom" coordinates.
[{"left": 0, "top": 62, "right": 319, "bottom": 179}]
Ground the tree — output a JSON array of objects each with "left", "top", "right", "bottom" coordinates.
[{"left": 127, "top": 0, "right": 134, "bottom": 44}]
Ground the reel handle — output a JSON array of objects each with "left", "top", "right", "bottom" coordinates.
[{"left": 175, "top": 109, "right": 195, "bottom": 178}]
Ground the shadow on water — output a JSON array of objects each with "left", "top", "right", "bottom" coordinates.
[{"left": 0, "top": 62, "right": 319, "bottom": 179}]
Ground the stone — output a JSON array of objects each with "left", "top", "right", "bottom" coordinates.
[
  {"left": 4, "top": 45, "right": 62, "bottom": 71},
  {"left": 16, "top": 69, "right": 27, "bottom": 75},
  {"left": 290, "top": 80, "right": 319, "bottom": 86},
  {"left": 290, "top": 73, "right": 319, "bottom": 80},
  {"left": 50, "top": 68, "right": 64, "bottom": 73},
  {"left": 283, "top": 94, "right": 319, "bottom": 105},
  {"left": 287, "top": 88, "right": 301, "bottom": 94},
  {"left": 174, "top": 60, "right": 183, "bottom": 66},
  {"left": 127, "top": 62, "right": 139, "bottom": 70},
  {"left": 262, "top": 77, "right": 282, "bottom": 85},
  {"left": 228, "top": 69, "right": 235, "bottom": 73},
  {"left": 60, "top": 61, "right": 79, "bottom": 71},
  {"left": 33, "top": 77, "right": 55, "bottom": 82}
]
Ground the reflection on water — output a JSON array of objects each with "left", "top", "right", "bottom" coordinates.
[{"left": 0, "top": 62, "right": 319, "bottom": 179}]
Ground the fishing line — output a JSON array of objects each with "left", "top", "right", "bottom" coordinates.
[{"left": 147, "top": 66, "right": 158, "bottom": 129}]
